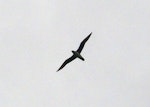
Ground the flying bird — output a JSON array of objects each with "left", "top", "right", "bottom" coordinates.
[{"left": 57, "top": 32, "right": 92, "bottom": 72}]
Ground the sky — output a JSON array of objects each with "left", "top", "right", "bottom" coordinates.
[{"left": 0, "top": 0, "right": 150, "bottom": 107}]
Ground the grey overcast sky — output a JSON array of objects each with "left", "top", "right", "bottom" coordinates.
[{"left": 0, "top": 0, "right": 150, "bottom": 107}]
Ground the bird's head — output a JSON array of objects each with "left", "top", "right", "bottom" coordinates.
[{"left": 71, "top": 50, "right": 75, "bottom": 53}]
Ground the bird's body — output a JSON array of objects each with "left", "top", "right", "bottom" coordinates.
[
  {"left": 72, "top": 51, "right": 84, "bottom": 61},
  {"left": 57, "top": 32, "right": 92, "bottom": 72}
]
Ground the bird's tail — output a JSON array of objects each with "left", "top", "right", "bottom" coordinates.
[{"left": 78, "top": 55, "right": 85, "bottom": 61}]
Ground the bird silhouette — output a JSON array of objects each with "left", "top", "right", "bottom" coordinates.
[{"left": 57, "top": 32, "right": 92, "bottom": 72}]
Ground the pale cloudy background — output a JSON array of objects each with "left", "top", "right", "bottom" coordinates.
[{"left": 0, "top": 0, "right": 150, "bottom": 107}]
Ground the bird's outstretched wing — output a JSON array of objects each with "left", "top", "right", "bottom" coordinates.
[
  {"left": 76, "top": 32, "right": 92, "bottom": 53},
  {"left": 57, "top": 55, "right": 76, "bottom": 72}
]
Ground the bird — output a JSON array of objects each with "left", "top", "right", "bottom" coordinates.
[{"left": 57, "top": 32, "right": 92, "bottom": 72}]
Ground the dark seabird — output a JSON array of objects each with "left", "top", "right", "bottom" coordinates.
[{"left": 57, "top": 32, "right": 92, "bottom": 72}]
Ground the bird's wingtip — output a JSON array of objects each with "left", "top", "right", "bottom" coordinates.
[
  {"left": 89, "top": 32, "right": 92, "bottom": 36},
  {"left": 87, "top": 32, "right": 92, "bottom": 38}
]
